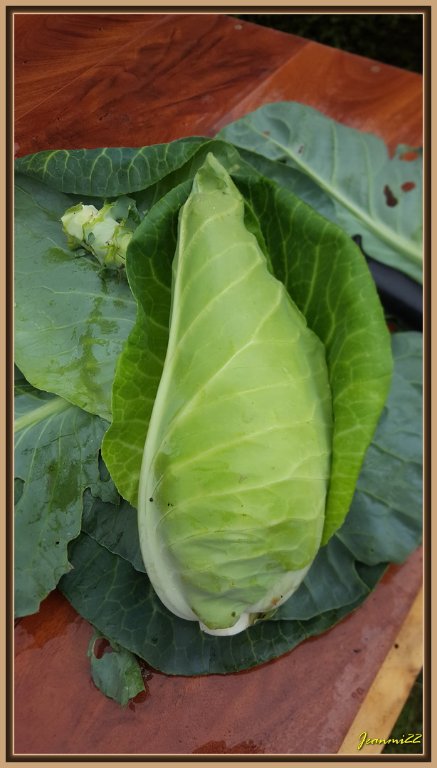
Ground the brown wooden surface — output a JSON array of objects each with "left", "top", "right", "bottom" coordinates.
[
  {"left": 14, "top": 550, "right": 423, "bottom": 755},
  {"left": 13, "top": 12, "right": 423, "bottom": 756},
  {"left": 338, "top": 587, "right": 424, "bottom": 754},
  {"left": 14, "top": 13, "right": 422, "bottom": 154}
]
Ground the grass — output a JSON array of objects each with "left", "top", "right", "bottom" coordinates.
[{"left": 383, "top": 670, "right": 423, "bottom": 754}]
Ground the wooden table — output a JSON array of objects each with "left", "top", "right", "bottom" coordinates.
[{"left": 13, "top": 12, "right": 423, "bottom": 756}]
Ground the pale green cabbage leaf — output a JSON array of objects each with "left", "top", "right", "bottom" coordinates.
[{"left": 137, "top": 154, "right": 333, "bottom": 634}]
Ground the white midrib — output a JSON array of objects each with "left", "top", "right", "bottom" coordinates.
[
  {"left": 245, "top": 125, "right": 422, "bottom": 266},
  {"left": 14, "top": 396, "right": 71, "bottom": 432}
]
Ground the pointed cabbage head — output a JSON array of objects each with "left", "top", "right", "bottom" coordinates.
[{"left": 138, "top": 153, "right": 332, "bottom": 635}]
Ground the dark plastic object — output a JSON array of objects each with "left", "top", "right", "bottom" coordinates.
[{"left": 352, "top": 236, "right": 423, "bottom": 331}]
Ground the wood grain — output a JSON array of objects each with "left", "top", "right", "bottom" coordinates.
[
  {"left": 210, "top": 39, "right": 423, "bottom": 152},
  {"left": 14, "top": 14, "right": 167, "bottom": 121},
  {"left": 13, "top": 12, "right": 424, "bottom": 756},
  {"left": 14, "top": 14, "right": 306, "bottom": 155}
]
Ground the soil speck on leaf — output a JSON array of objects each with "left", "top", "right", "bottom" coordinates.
[{"left": 383, "top": 185, "right": 398, "bottom": 207}]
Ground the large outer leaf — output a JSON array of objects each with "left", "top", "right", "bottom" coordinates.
[
  {"left": 82, "top": 491, "right": 146, "bottom": 574},
  {"left": 14, "top": 374, "right": 116, "bottom": 617},
  {"left": 61, "top": 531, "right": 384, "bottom": 676},
  {"left": 103, "top": 149, "right": 392, "bottom": 545},
  {"left": 15, "top": 175, "right": 136, "bottom": 420},
  {"left": 218, "top": 102, "right": 422, "bottom": 283},
  {"left": 338, "top": 332, "right": 422, "bottom": 564},
  {"left": 61, "top": 332, "right": 421, "bottom": 674},
  {"left": 14, "top": 138, "right": 206, "bottom": 196},
  {"left": 274, "top": 538, "right": 377, "bottom": 621}
]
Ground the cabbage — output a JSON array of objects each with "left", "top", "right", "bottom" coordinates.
[
  {"left": 138, "top": 154, "right": 333, "bottom": 635},
  {"left": 14, "top": 122, "right": 420, "bottom": 686}
]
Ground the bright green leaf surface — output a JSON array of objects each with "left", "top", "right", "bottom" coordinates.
[
  {"left": 14, "top": 374, "right": 116, "bottom": 617},
  {"left": 102, "top": 152, "right": 249, "bottom": 505},
  {"left": 88, "top": 631, "right": 145, "bottom": 707},
  {"left": 15, "top": 175, "right": 136, "bottom": 420},
  {"left": 218, "top": 102, "right": 423, "bottom": 282},
  {"left": 279, "top": 331, "right": 422, "bottom": 619}
]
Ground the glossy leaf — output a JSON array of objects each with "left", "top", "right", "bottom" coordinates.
[{"left": 218, "top": 102, "right": 423, "bottom": 283}]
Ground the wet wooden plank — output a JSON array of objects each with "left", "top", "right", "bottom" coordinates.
[
  {"left": 338, "top": 587, "right": 423, "bottom": 755},
  {"left": 13, "top": 12, "right": 423, "bottom": 756},
  {"left": 14, "top": 549, "right": 423, "bottom": 755}
]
